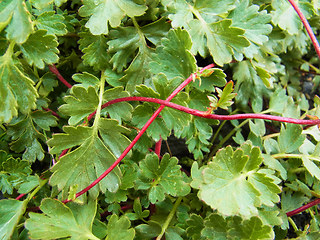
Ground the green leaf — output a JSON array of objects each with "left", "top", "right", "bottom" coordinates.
[
  {"left": 121, "top": 48, "right": 152, "bottom": 93},
  {"left": 72, "top": 72, "right": 100, "bottom": 89},
  {"left": 149, "top": 28, "right": 196, "bottom": 81},
  {"left": 191, "top": 142, "right": 281, "bottom": 218},
  {"left": 200, "top": 19, "right": 250, "bottom": 65},
  {"left": 0, "top": 46, "right": 38, "bottom": 123},
  {"left": 136, "top": 153, "right": 191, "bottom": 204},
  {"left": 135, "top": 221, "right": 162, "bottom": 239},
  {"left": 59, "top": 86, "right": 99, "bottom": 125},
  {"left": 98, "top": 118, "right": 131, "bottom": 159},
  {"left": 78, "top": 31, "right": 110, "bottom": 71},
  {"left": 25, "top": 198, "right": 99, "bottom": 240},
  {"left": 168, "top": 0, "right": 237, "bottom": 28},
  {"left": 136, "top": 74, "right": 191, "bottom": 132},
  {"left": 271, "top": 0, "right": 314, "bottom": 35},
  {"left": 0, "top": 0, "right": 33, "bottom": 43},
  {"left": 102, "top": 87, "right": 133, "bottom": 123},
  {"left": 0, "top": 199, "right": 28, "bottom": 240},
  {"left": 7, "top": 111, "right": 57, "bottom": 162},
  {"left": 0, "top": 152, "right": 35, "bottom": 194},
  {"left": 20, "top": 30, "right": 59, "bottom": 69},
  {"left": 167, "top": 1, "right": 249, "bottom": 66},
  {"left": 35, "top": 11, "right": 67, "bottom": 36},
  {"left": 249, "top": 119, "right": 266, "bottom": 138},
  {"left": 228, "top": 0, "right": 272, "bottom": 58},
  {"left": 301, "top": 156, "right": 320, "bottom": 181},
  {"left": 108, "top": 26, "right": 142, "bottom": 72},
  {"left": 201, "top": 214, "right": 228, "bottom": 239},
  {"left": 108, "top": 18, "right": 170, "bottom": 92},
  {"left": 208, "top": 81, "right": 237, "bottom": 110},
  {"left": 228, "top": 216, "right": 274, "bottom": 239},
  {"left": 31, "top": 0, "right": 53, "bottom": 9},
  {"left": 201, "top": 213, "right": 274, "bottom": 239},
  {"left": 175, "top": 117, "right": 217, "bottom": 160},
  {"left": 48, "top": 122, "right": 123, "bottom": 198},
  {"left": 190, "top": 68, "right": 227, "bottom": 92},
  {"left": 126, "top": 198, "right": 150, "bottom": 221},
  {"left": 278, "top": 124, "right": 305, "bottom": 153},
  {"left": 131, "top": 103, "right": 171, "bottom": 141},
  {"left": 233, "top": 60, "right": 271, "bottom": 112},
  {"left": 186, "top": 214, "right": 205, "bottom": 240},
  {"left": 79, "top": 0, "right": 147, "bottom": 35},
  {"left": 105, "top": 214, "right": 135, "bottom": 240}
]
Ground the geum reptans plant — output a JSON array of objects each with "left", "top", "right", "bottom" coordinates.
[{"left": 1, "top": 0, "right": 320, "bottom": 239}]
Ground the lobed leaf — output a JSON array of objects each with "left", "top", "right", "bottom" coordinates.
[
  {"left": 35, "top": 11, "right": 67, "bottom": 36},
  {"left": 0, "top": 0, "right": 33, "bottom": 43},
  {"left": 106, "top": 214, "right": 135, "bottom": 240},
  {"left": 136, "top": 153, "right": 191, "bottom": 203},
  {"left": 79, "top": 0, "right": 147, "bottom": 35},
  {"left": 191, "top": 142, "right": 281, "bottom": 218},
  {"left": 20, "top": 30, "right": 59, "bottom": 69},
  {"left": 0, "top": 199, "right": 28, "bottom": 240},
  {"left": 48, "top": 122, "right": 123, "bottom": 198},
  {"left": 25, "top": 198, "right": 99, "bottom": 240},
  {"left": 0, "top": 52, "right": 38, "bottom": 123},
  {"left": 59, "top": 86, "right": 99, "bottom": 125},
  {"left": 228, "top": 0, "right": 272, "bottom": 58},
  {"left": 78, "top": 31, "right": 110, "bottom": 71},
  {"left": 6, "top": 111, "right": 57, "bottom": 162},
  {"left": 149, "top": 28, "right": 196, "bottom": 81}
]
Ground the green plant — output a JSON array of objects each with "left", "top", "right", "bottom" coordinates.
[{"left": 1, "top": 0, "right": 320, "bottom": 239}]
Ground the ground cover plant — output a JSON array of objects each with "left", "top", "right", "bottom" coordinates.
[{"left": 2, "top": 0, "right": 320, "bottom": 239}]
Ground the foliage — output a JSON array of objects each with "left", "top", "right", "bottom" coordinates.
[{"left": 1, "top": 0, "right": 320, "bottom": 239}]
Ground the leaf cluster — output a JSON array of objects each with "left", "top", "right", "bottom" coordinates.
[{"left": 1, "top": 0, "right": 320, "bottom": 239}]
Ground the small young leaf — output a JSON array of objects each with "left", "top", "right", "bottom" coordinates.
[{"left": 209, "top": 81, "right": 236, "bottom": 110}]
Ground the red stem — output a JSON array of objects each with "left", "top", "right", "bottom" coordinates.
[
  {"left": 49, "top": 64, "right": 72, "bottom": 89},
  {"left": 42, "top": 107, "right": 60, "bottom": 118},
  {"left": 62, "top": 64, "right": 215, "bottom": 203},
  {"left": 283, "top": 0, "right": 320, "bottom": 218},
  {"left": 16, "top": 193, "right": 25, "bottom": 200},
  {"left": 89, "top": 96, "right": 320, "bottom": 126},
  {"left": 286, "top": 198, "right": 320, "bottom": 217},
  {"left": 59, "top": 149, "right": 69, "bottom": 159},
  {"left": 155, "top": 137, "right": 162, "bottom": 158},
  {"left": 287, "top": 0, "right": 320, "bottom": 59}
]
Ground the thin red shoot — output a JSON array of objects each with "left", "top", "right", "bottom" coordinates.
[
  {"left": 286, "top": 198, "right": 320, "bottom": 217},
  {"left": 284, "top": 0, "right": 320, "bottom": 217},
  {"left": 16, "top": 193, "right": 26, "bottom": 200},
  {"left": 62, "top": 64, "right": 215, "bottom": 203},
  {"left": 42, "top": 107, "right": 60, "bottom": 118},
  {"left": 93, "top": 96, "right": 320, "bottom": 126},
  {"left": 287, "top": 0, "right": 320, "bottom": 59},
  {"left": 49, "top": 64, "right": 72, "bottom": 89}
]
